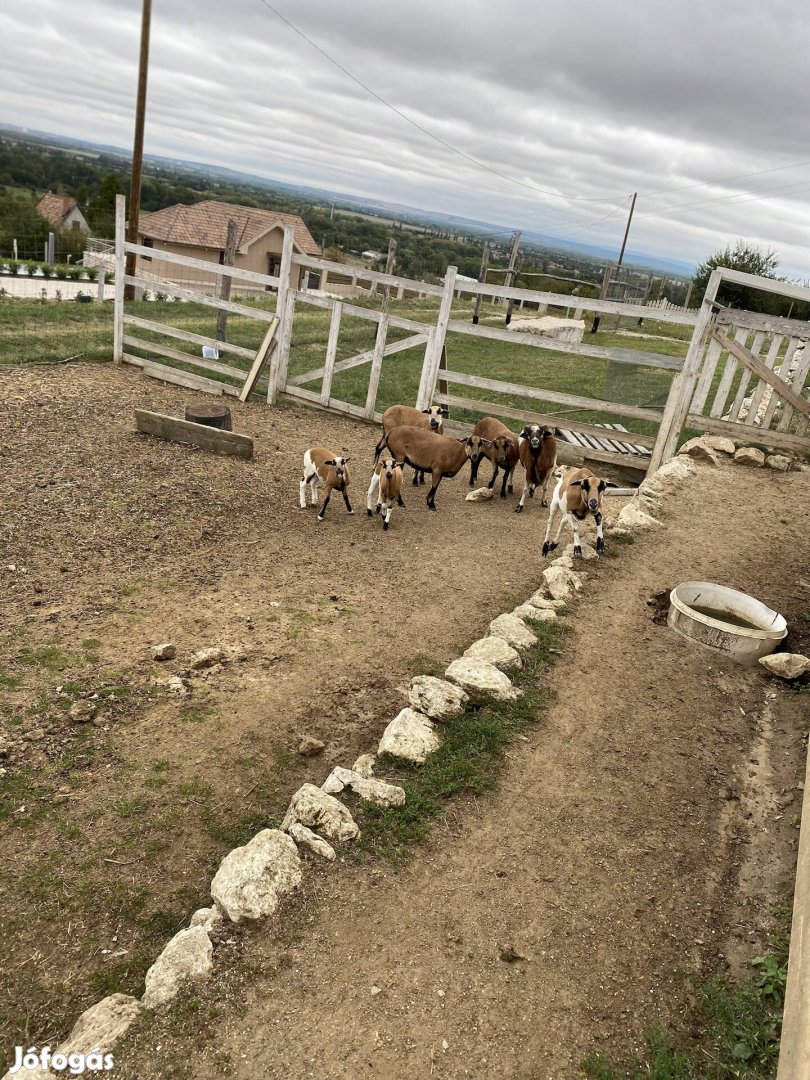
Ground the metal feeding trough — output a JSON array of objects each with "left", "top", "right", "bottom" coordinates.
[{"left": 668, "top": 581, "right": 787, "bottom": 666}]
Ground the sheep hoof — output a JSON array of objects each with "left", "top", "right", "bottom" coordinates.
[
  {"left": 596, "top": 538, "right": 605, "bottom": 556},
  {"left": 317, "top": 516, "right": 325, "bottom": 523},
  {"left": 367, "top": 509, "right": 373, "bottom": 517},
  {"left": 397, "top": 497, "right": 405, "bottom": 507},
  {"left": 347, "top": 510, "right": 354, "bottom": 515},
  {"left": 383, "top": 521, "right": 389, "bottom": 531},
  {"left": 573, "top": 545, "right": 582, "bottom": 558},
  {"left": 514, "top": 505, "right": 524, "bottom": 514}
]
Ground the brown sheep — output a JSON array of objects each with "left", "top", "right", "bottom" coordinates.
[
  {"left": 299, "top": 446, "right": 353, "bottom": 523},
  {"left": 376, "top": 404, "right": 448, "bottom": 486},
  {"left": 469, "top": 417, "right": 520, "bottom": 498},
  {"left": 381, "top": 427, "right": 487, "bottom": 510},
  {"left": 542, "top": 467, "right": 618, "bottom": 557},
  {"left": 515, "top": 425, "right": 557, "bottom": 512},
  {"left": 366, "top": 455, "right": 405, "bottom": 531}
]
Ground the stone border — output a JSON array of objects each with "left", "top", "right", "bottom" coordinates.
[{"left": 6, "top": 439, "right": 808, "bottom": 1080}]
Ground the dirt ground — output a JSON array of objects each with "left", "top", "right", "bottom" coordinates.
[
  {"left": 110, "top": 457, "right": 810, "bottom": 1080},
  {"left": 2, "top": 364, "right": 809, "bottom": 1079}
]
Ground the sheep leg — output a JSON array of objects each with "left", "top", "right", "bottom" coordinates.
[
  {"left": 300, "top": 471, "right": 316, "bottom": 509},
  {"left": 499, "top": 468, "right": 510, "bottom": 499},
  {"left": 469, "top": 457, "right": 480, "bottom": 487},
  {"left": 487, "top": 462, "right": 500, "bottom": 490},
  {"left": 515, "top": 474, "right": 534, "bottom": 513},
  {"left": 540, "top": 470, "right": 553, "bottom": 508},
  {"left": 383, "top": 500, "right": 393, "bottom": 531},
  {"left": 342, "top": 491, "right": 354, "bottom": 515},
  {"left": 507, "top": 466, "right": 515, "bottom": 494},
  {"left": 397, "top": 492, "right": 406, "bottom": 507},
  {"left": 426, "top": 469, "right": 442, "bottom": 511},
  {"left": 317, "top": 490, "right": 332, "bottom": 522},
  {"left": 366, "top": 472, "right": 380, "bottom": 516},
  {"left": 569, "top": 516, "right": 583, "bottom": 557},
  {"left": 309, "top": 475, "right": 319, "bottom": 506},
  {"left": 541, "top": 498, "right": 561, "bottom": 555},
  {"left": 594, "top": 510, "right": 605, "bottom": 555}
]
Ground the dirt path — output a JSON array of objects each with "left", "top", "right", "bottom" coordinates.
[{"left": 115, "top": 462, "right": 810, "bottom": 1080}]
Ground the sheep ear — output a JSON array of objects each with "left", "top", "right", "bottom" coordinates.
[
  {"left": 519, "top": 426, "right": 529, "bottom": 437},
  {"left": 481, "top": 438, "right": 493, "bottom": 446},
  {"left": 324, "top": 459, "right": 335, "bottom": 466},
  {"left": 422, "top": 408, "right": 430, "bottom": 414},
  {"left": 604, "top": 480, "right": 619, "bottom": 488},
  {"left": 342, "top": 457, "right": 350, "bottom": 463},
  {"left": 568, "top": 479, "right": 584, "bottom": 487},
  {"left": 440, "top": 408, "right": 449, "bottom": 417}
]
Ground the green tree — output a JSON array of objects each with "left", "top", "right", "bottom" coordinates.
[{"left": 692, "top": 239, "right": 779, "bottom": 312}]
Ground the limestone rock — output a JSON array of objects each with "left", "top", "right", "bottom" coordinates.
[
  {"left": 701, "top": 434, "right": 736, "bottom": 454},
  {"left": 648, "top": 457, "right": 692, "bottom": 487},
  {"left": 297, "top": 735, "right": 325, "bottom": 757},
  {"left": 377, "top": 708, "right": 440, "bottom": 764},
  {"left": 488, "top": 613, "right": 537, "bottom": 649},
  {"left": 151, "top": 643, "right": 176, "bottom": 661},
  {"left": 211, "top": 828, "right": 303, "bottom": 922},
  {"left": 463, "top": 636, "right": 522, "bottom": 671},
  {"left": 759, "top": 653, "right": 810, "bottom": 680},
  {"left": 189, "top": 646, "right": 226, "bottom": 670},
  {"left": 563, "top": 541, "right": 598, "bottom": 561},
  {"left": 159, "top": 675, "right": 189, "bottom": 697},
  {"left": 189, "top": 906, "right": 222, "bottom": 934},
  {"left": 512, "top": 603, "right": 557, "bottom": 622},
  {"left": 287, "top": 821, "right": 336, "bottom": 861},
  {"left": 766, "top": 455, "right": 792, "bottom": 472},
  {"left": 678, "top": 437, "right": 719, "bottom": 464},
  {"left": 69, "top": 700, "right": 96, "bottom": 723},
  {"left": 550, "top": 553, "right": 575, "bottom": 569},
  {"left": 616, "top": 502, "right": 662, "bottom": 530},
  {"left": 142, "top": 926, "right": 213, "bottom": 1009},
  {"left": 734, "top": 446, "right": 765, "bottom": 467},
  {"left": 352, "top": 753, "right": 376, "bottom": 778},
  {"left": 408, "top": 676, "right": 468, "bottom": 721},
  {"left": 542, "top": 564, "right": 583, "bottom": 601},
  {"left": 445, "top": 658, "right": 521, "bottom": 703},
  {"left": 527, "top": 592, "right": 567, "bottom": 611},
  {"left": 466, "top": 486, "right": 494, "bottom": 502},
  {"left": 322, "top": 766, "right": 405, "bottom": 807},
  {"left": 281, "top": 784, "right": 359, "bottom": 842}
]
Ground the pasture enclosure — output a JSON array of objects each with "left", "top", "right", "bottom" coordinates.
[{"left": 112, "top": 197, "right": 810, "bottom": 473}]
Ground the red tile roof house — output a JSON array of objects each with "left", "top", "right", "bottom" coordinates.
[
  {"left": 136, "top": 201, "right": 320, "bottom": 294},
  {"left": 36, "top": 193, "right": 90, "bottom": 233}
]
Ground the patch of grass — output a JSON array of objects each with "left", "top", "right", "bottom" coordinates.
[
  {"left": 113, "top": 797, "right": 151, "bottom": 819},
  {"left": 178, "top": 704, "right": 215, "bottom": 724},
  {"left": 407, "top": 653, "right": 446, "bottom": 678},
  {"left": 120, "top": 579, "right": 142, "bottom": 597},
  {"left": 0, "top": 669, "right": 22, "bottom": 689},
  {"left": 82, "top": 638, "right": 102, "bottom": 650},
  {"left": 20, "top": 645, "right": 73, "bottom": 672},
  {"left": 582, "top": 948, "right": 787, "bottom": 1079},
  {"left": 356, "top": 622, "right": 562, "bottom": 860},
  {"left": 611, "top": 532, "right": 636, "bottom": 545}
]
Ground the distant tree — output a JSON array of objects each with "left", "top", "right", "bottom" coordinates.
[
  {"left": 86, "top": 173, "right": 125, "bottom": 234},
  {"left": 692, "top": 240, "right": 779, "bottom": 311},
  {"left": 0, "top": 190, "right": 49, "bottom": 259}
]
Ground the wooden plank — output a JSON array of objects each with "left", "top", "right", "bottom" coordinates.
[
  {"left": 291, "top": 290, "right": 433, "bottom": 334},
  {"left": 432, "top": 391, "right": 656, "bottom": 448},
  {"left": 114, "top": 194, "right": 126, "bottom": 364},
  {"left": 441, "top": 369, "right": 664, "bottom": 422},
  {"left": 716, "top": 308, "right": 810, "bottom": 337},
  {"left": 712, "top": 327, "right": 810, "bottom": 419},
  {"left": 761, "top": 338, "right": 799, "bottom": 429},
  {"left": 290, "top": 254, "right": 444, "bottom": 297},
  {"left": 239, "top": 317, "right": 279, "bottom": 403},
  {"left": 719, "top": 268, "right": 810, "bottom": 305},
  {"left": 134, "top": 408, "right": 253, "bottom": 459},
  {"left": 365, "top": 314, "right": 389, "bottom": 418},
  {"left": 455, "top": 280, "right": 698, "bottom": 326},
  {"left": 123, "top": 314, "right": 256, "bottom": 361},
  {"left": 743, "top": 333, "right": 783, "bottom": 423},
  {"left": 605, "top": 422, "right": 650, "bottom": 457},
  {"left": 445, "top": 318, "right": 684, "bottom": 370},
  {"left": 321, "top": 302, "right": 342, "bottom": 406},
  {"left": 273, "top": 291, "right": 296, "bottom": 399},
  {"left": 288, "top": 332, "right": 428, "bottom": 387},
  {"left": 689, "top": 335, "right": 722, "bottom": 415},
  {"left": 122, "top": 335, "right": 244, "bottom": 380},
  {"left": 686, "top": 413, "right": 810, "bottom": 456},
  {"left": 281, "top": 384, "right": 380, "bottom": 423},
  {"left": 727, "top": 330, "right": 764, "bottom": 422},
  {"left": 123, "top": 354, "right": 242, "bottom": 397},
  {"left": 710, "top": 326, "right": 748, "bottom": 418},
  {"left": 123, "top": 275, "right": 278, "bottom": 323},
  {"left": 778, "top": 343, "right": 810, "bottom": 433},
  {"left": 418, "top": 267, "right": 457, "bottom": 410},
  {"left": 125, "top": 240, "right": 281, "bottom": 289}
]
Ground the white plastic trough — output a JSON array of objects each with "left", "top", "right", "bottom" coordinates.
[{"left": 668, "top": 581, "right": 787, "bottom": 666}]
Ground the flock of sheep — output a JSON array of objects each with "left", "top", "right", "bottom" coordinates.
[{"left": 299, "top": 404, "right": 618, "bottom": 556}]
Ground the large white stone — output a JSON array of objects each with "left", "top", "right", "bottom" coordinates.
[
  {"left": 512, "top": 602, "right": 557, "bottom": 622},
  {"left": 189, "top": 906, "right": 222, "bottom": 934},
  {"left": 508, "top": 315, "right": 585, "bottom": 344},
  {"left": 542, "top": 564, "right": 584, "bottom": 601},
  {"left": 527, "top": 592, "right": 567, "bottom": 611},
  {"left": 322, "top": 766, "right": 406, "bottom": 807},
  {"left": 189, "top": 646, "right": 226, "bottom": 670},
  {"left": 766, "top": 454, "right": 792, "bottom": 472},
  {"left": 701, "top": 434, "right": 737, "bottom": 454},
  {"left": 734, "top": 446, "right": 765, "bottom": 467},
  {"left": 759, "top": 653, "right": 810, "bottom": 680},
  {"left": 281, "top": 785, "right": 359, "bottom": 842},
  {"left": 142, "top": 926, "right": 213, "bottom": 1009},
  {"left": 563, "top": 541, "right": 599, "bottom": 561},
  {"left": 287, "top": 821, "right": 336, "bottom": 861},
  {"left": 445, "top": 658, "right": 521, "bottom": 702},
  {"left": 352, "top": 753, "right": 377, "bottom": 778},
  {"left": 678, "top": 437, "right": 719, "bottom": 465},
  {"left": 211, "top": 828, "right": 303, "bottom": 922},
  {"left": 654, "top": 457, "right": 693, "bottom": 482},
  {"left": 488, "top": 613, "right": 537, "bottom": 649},
  {"left": 378, "top": 708, "right": 440, "bottom": 764},
  {"left": 1, "top": 994, "right": 144, "bottom": 1079},
  {"left": 616, "top": 502, "right": 663, "bottom": 530},
  {"left": 463, "top": 636, "right": 522, "bottom": 671},
  {"left": 408, "top": 676, "right": 469, "bottom": 721},
  {"left": 466, "top": 486, "right": 494, "bottom": 502}
]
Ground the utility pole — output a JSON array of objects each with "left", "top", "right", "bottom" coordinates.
[
  {"left": 503, "top": 230, "right": 521, "bottom": 326},
  {"left": 590, "top": 192, "right": 636, "bottom": 334},
  {"left": 471, "top": 243, "right": 490, "bottom": 325},
  {"left": 124, "top": 0, "right": 152, "bottom": 301}
]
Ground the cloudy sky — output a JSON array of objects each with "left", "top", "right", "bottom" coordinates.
[{"left": 3, "top": 0, "right": 810, "bottom": 275}]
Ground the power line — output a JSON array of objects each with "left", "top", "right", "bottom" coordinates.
[
  {"left": 638, "top": 176, "right": 810, "bottom": 220},
  {"left": 254, "top": 0, "right": 623, "bottom": 208},
  {"left": 638, "top": 158, "right": 810, "bottom": 200}
]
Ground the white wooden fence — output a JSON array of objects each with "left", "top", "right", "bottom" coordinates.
[{"left": 112, "top": 196, "right": 810, "bottom": 474}]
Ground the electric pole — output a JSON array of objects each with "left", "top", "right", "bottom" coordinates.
[
  {"left": 124, "top": 0, "right": 152, "bottom": 301},
  {"left": 590, "top": 192, "right": 636, "bottom": 334}
]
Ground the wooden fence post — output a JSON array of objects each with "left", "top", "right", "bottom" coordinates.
[
  {"left": 648, "top": 268, "right": 722, "bottom": 472},
  {"left": 416, "top": 266, "right": 456, "bottom": 410},
  {"left": 113, "top": 194, "right": 126, "bottom": 364},
  {"left": 365, "top": 314, "right": 389, "bottom": 418},
  {"left": 320, "top": 302, "right": 342, "bottom": 406},
  {"left": 215, "top": 219, "right": 238, "bottom": 341},
  {"left": 471, "top": 244, "right": 490, "bottom": 325},
  {"left": 267, "top": 224, "right": 296, "bottom": 403}
]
